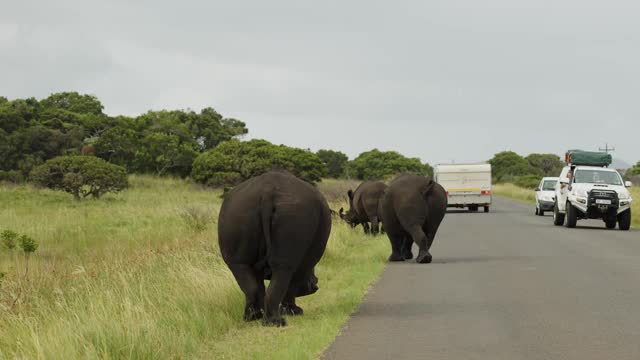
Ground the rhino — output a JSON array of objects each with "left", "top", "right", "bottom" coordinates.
[
  {"left": 380, "top": 173, "right": 447, "bottom": 263},
  {"left": 339, "top": 181, "right": 387, "bottom": 235},
  {"left": 218, "top": 170, "right": 331, "bottom": 326}
]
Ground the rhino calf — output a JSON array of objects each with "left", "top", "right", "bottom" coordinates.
[{"left": 218, "top": 170, "right": 331, "bottom": 326}]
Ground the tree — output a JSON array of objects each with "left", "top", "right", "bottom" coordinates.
[
  {"left": 346, "top": 149, "right": 432, "bottom": 180},
  {"left": 626, "top": 162, "right": 640, "bottom": 177},
  {"left": 39, "top": 92, "right": 104, "bottom": 115},
  {"left": 489, "top": 151, "right": 543, "bottom": 183},
  {"left": 316, "top": 149, "right": 348, "bottom": 178},
  {"left": 191, "top": 139, "right": 326, "bottom": 186},
  {"left": 526, "top": 153, "right": 564, "bottom": 177},
  {"left": 135, "top": 133, "right": 199, "bottom": 176},
  {"left": 30, "top": 156, "right": 128, "bottom": 200},
  {"left": 94, "top": 126, "right": 139, "bottom": 168}
]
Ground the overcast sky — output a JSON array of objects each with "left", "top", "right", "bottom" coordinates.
[{"left": 1, "top": 0, "right": 639, "bottom": 164}]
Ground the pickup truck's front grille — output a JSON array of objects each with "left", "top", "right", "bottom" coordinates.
[
  {"left": 591, "top": 190, "right": 616, "bottom": 199},
  {"left": 586, "top": 189, "right": 619, "bottom": 218}
]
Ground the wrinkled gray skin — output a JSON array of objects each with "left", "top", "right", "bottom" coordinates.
[
  {"left": 339, "top": 181, "right": 387, "bottom": 235},
  {"left": 380, "top": 173, "right": 447, "bottom": 263},
  {"left": 218, "top": 170, "right": 331, "bottom": 327}
]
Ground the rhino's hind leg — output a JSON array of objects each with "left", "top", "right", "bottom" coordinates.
[
  {"left": 408, "top": 226, "right": 431, "bottom": 264},
  {"left": 387, "top": 233, "right": 406, "bottom": 262},
  {"left": 281, "top": 292, "right": 304, "bottom": 316},
  {"left": 229, "top": 264, "right": 265, "bottom": 321},
  {"left": 264, "top": 269, "right": 293, "bottom": 327}
]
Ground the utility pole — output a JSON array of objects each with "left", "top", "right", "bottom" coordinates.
[{"left": 599, "top": 143, "right": 616, "bottom": 153}]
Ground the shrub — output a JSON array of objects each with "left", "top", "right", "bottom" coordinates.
[
  {"left": 19, "top": 234, "right": 38, "bottom": 253},
  {"left": 30, "top": 155, "right": 128, "bottom": 200},
  {"left": 191, "top": 139, "right": 326, "bottom": 186},
  {"left": 1, "top": 230, "right": 18, "bottom": 250}
]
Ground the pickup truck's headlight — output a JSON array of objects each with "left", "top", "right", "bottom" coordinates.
[
  {"left": 574, "top": 189, "right": 588, "bottom": 198},
  {"left": 619, "top": 191, "right": 630, "bottom": 200}
]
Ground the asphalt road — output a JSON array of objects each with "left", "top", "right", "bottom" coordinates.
[{"left": 323, "top": 196, "right": 640, "bottom": 360}]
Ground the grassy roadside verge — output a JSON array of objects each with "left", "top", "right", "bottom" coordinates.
[
  {"left": 0, "top": 176, "right": 388, "bottom": 359},
  {"left": 493, "top": 183, "right": 640, "bottom": 227}
]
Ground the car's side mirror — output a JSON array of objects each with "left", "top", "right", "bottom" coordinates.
[
  {"left": 625, "top": 181, "right": 633, "bottom": 187},
  {"left": 535, "top": 188, "right": 540, "bottom": 192},
  {"left": 559, "top": 177, "right": 570, "bottom": 185}
]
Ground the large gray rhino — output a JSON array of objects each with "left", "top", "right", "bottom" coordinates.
[
  {"left": 380, "top": 173, "right": 447, "bottom": 263},
  {"left": 218, "top": 170, "right": 332, "bottom": 326}
]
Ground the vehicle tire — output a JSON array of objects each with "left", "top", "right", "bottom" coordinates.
[
  {"left": 565, "top": 202, "right": 577, "bottom": 228},
  {"left": 535, "top": 206, "right": 539, "bottom": 215},
  {"left": 469, "top": 205, "right": 478, "bottom": 212},
  {"left": 605, "top": 219, "right": 617, "bottom": 229},
  {"left": 618, "top": 209, "right": 631, "bottom": 231},
  {"left": 539, "top": 210, "right": 545, "bottom": 216},
  {"left": 553, "top": 203, "right": 565, "bottom": 226},
  {"left": 484, "top": 206, "right": 489, "bottom": 213}
]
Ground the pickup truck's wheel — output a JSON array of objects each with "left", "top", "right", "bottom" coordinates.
[
  {"left": 484, "top": 206, "right": 489, "bottom": 213},
  {"left": 618, "top": 209, "right": 631, "bottom": 231},
  {"left": 605, "top": 218, "right": 617, "bottom": 229},
  {"left": 553, "top": 203, "right": 565, "bottom": 226},
  {"left": 565, "top": 202, "right": 577, "bottom": 228},
  {"left": 535, "top": 206, "right": 539, "bottom": 215},
  {"left": 539, "top": 208, "right": 545, "bottom": 216}
]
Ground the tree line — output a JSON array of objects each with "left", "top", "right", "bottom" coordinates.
[
  {"left": 0, "top": 92, "right": 433, "bottom": 197},
  {"left": 2, "top": 92, "right": 636, "bottom": 198},
  {"left": 0, "top": 92, "right": 247, "bottom": 181}
]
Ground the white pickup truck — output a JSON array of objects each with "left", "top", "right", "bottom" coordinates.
[
  {"left": 553, "top": 151, "right": 633, "bottom": 230},
  {"left": 434, "top": 163, "right": 492, "bottom": 212}
]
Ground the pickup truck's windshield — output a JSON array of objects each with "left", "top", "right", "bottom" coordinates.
[
  {"left": 574, "top": 170, "right": 623, "bottom": 185},
  {"left": 542, "top": 180, "right": 557, "bottom": 190}
]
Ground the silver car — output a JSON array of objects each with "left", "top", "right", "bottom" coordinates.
[{"left": 535, "top": 177, "right": 558, "bottom": 216}]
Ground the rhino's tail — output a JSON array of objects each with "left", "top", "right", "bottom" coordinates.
[
  {"left": 253, "top": 192, "right": 274, "bottom": 274},
  {"left": 421, "top": 179, "right": 435, "bottom": 197}
]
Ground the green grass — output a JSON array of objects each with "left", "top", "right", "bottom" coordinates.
[
  {"left": 492, "top": 183, "right": 536, "bottom": 204},
  {"left": 493, "top": 183, "right": 640, "bottom": 226},
  {"left": 0, "top": 176, "right": 389, "bottom": 359}
]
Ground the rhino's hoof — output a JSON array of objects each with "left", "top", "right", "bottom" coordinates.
[
  {"left": 388, "top": 253, "right": 405, "bottom": 262},
  {"left": 263, "top": 317, "right": 287, "bottom": 327},
  {"left": 416, "top": 252, "right": 432, "bottom": 264},
  {"left": 403, "top": 252, "right": 414, "bottom": 260},
  {"left": 281, "top": 303, "right": 304, "bottom": 316},
  {"left": 244, "top": 305, "right": 263, "bottom": 322}
]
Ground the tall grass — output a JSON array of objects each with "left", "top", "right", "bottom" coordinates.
[
  {"left": 0, "top": 176, "right": 388, "bottom": 359},
  {"left": 493, "top": 183, "right": 640, "bottom": 227}
]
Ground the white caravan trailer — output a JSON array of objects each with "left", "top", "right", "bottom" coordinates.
[{"left": 434, "top": 163, "right": 492, "bottom": 212}]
